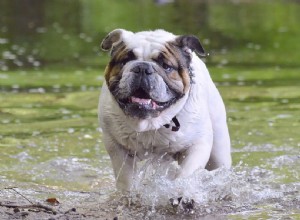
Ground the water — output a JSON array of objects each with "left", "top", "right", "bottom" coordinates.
[
  {"left": 0, "top": 66, "right": 299, "bottom": 219},
  {"left": 1, "top": 0, "right": 300, "bottom": 219}
]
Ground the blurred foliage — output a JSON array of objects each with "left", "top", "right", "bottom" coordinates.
[{"left": 0, "top": 0, "right": 300, "bottom": 69}]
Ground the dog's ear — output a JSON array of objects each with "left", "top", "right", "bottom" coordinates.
[
  {"left": 101, "top": 29, "right": 125, "bottom": 51},
  {"left": 175, "top": 35, "right": 207, "bottom": 57}
]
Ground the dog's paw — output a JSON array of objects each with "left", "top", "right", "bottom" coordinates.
[
  {"left": 169, "top": 197, "right": 195, "bottom": 213},
  {"left": 169, "top": 197, "right": 182, "bottom": 208}
]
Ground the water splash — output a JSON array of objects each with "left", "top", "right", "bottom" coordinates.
[
  {"left": 99, "top": 157, "right": 299, "bottom": 218},
  {"left": 132, "top": 161, "right": 237, "bottom": 207}
]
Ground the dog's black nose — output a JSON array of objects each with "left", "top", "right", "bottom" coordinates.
[{"left": 131, "top": 63, "right": 155, "bottom": 75}]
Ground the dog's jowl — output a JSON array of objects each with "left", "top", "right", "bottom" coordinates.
[{"left": 98, "top": 29, "right": 232, "bottom": 191}]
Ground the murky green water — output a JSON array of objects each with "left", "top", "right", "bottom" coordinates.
[
  {"left": 0, "top": 0, "right": 299, "bottom": 219},
  {"left": 1, "top": 66, "right": 299, "bottom": 219}
]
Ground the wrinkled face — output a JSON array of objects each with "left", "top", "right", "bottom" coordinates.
[{"left": 102, "top": 30, "right": 204, "bottom": 119}]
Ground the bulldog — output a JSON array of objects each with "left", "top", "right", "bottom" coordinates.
[{"left": 98, "top": 29, "right": 231, "bottom": 191}]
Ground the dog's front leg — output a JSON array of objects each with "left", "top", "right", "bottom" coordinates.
[
  {"left": 176, "top": 140, "right": 212, "bottom": 178},
  {"left": 104, "top": 138, "right": 135, "bottom": 192},
  {"left": 112, "top": 149, "right": 135, "bottom": 192}
]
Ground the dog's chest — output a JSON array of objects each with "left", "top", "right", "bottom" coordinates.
[{"left": 120, "top": 128, "right": 189, "bottom": 158}]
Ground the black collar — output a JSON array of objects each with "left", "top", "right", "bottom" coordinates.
[{"left": 163, "top": 116, "right": 180, "bottom": 132}]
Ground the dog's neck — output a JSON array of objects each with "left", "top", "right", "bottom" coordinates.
[{"left": 163, "top": 65, "right": 193, "bottom": 132}]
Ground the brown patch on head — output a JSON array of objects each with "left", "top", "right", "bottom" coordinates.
[
  {"left": 158, "top": 43, "right": 192, "bottom": 94},
  {"left": 162, "top": 35, "right": 206, "bottom": 94},
  {"left": 179, "top": 69, "right": 191, "bottom": 93},
  {"left": 104, "top": 42, "right": 136, "bottom": 88}
]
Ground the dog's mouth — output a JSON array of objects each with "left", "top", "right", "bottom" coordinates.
[{"left": 118, "top": 88, "right": 176, "bottom": 111}]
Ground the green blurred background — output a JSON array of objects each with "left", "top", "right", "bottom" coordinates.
[{"left": 1, "top": 0, "right": 300, "bottom": 70}]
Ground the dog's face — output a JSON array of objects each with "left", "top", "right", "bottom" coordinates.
[{"left": 101, "top": 29, "right": 205, "bottom": 119}]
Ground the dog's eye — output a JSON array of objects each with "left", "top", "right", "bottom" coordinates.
[
  {"left": 119, "top": 51, "right": 136, "bottom": 67},
  {"left": 156, "top": 54, "right": 174, "bottom": 72},
  {"left": 119, "top": 57, "right": 131, "bottom": 67},
  {"left": 162, "top": 62, "right": 174, "bottom": 72},
  {"left": 120, "top": 60, "right": 128, "bottom": 66}
]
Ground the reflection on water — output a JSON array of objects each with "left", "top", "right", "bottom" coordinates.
[
  {"left": 0, "top": 0, "right": 300, "bottom": 219},
  {"left": 1, "top": 0, "right": 300, "bottom": 69}
]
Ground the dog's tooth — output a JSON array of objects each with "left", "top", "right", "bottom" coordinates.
[
  {"left": 146, "top": 99, "right": 151, "bottom": 105},
  {"left": 151, "top": 100, "right": 158, "bottom": 109}
]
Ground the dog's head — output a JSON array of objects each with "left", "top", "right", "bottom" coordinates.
[{"left": 101, "top": 29, "right": 205, "bottom": 119}]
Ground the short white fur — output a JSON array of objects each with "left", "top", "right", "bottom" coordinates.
[{"left": 99, "top": 29, "right": 232, "bottom": 191}]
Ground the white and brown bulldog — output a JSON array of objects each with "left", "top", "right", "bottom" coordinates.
[{"left": 99, "top": 29, "right": 231, "bottom": 191}]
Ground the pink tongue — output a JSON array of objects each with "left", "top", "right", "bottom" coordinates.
[
  {"left": 131, "top": 97, "right": 151, "bottom": 105},
  {"left": 131, "top": 96, "right": 159, "bottom": 110}
]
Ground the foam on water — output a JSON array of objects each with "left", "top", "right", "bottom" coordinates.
[{"left": 100, "top": 155, "right": 299, "bottom": 218}]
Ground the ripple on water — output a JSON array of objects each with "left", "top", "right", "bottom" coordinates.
[{"left": 27, "top": 157, "right": 112, "bottom": 190}]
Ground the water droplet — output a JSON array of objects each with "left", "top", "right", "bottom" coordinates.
[
  {"left": 0, "top": 38, "right": 8, "bottom": 44},
  {"left": 84, "top": 134, "right": 93, "bottom": 139},
  {"left": 33, "top": 61, "right": 40, "bottom": 67},
  {"left": 3, "top": 51, "right": 16, "bottom": 60},
  {"left": 0, "top": 73, "right": 8, "bottom": 79},
  {"left": 68, "top": 128, "right": 75, "bottom": 133}
]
